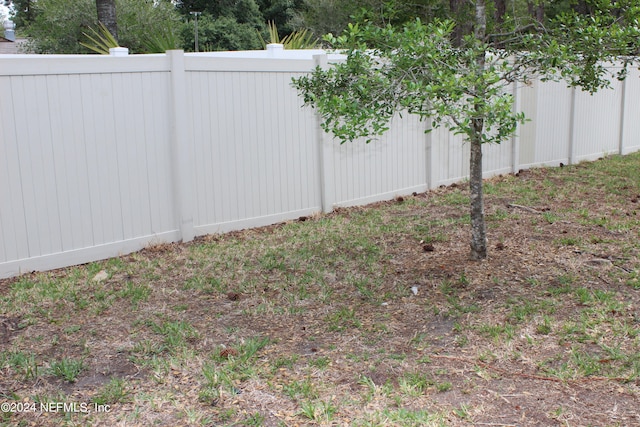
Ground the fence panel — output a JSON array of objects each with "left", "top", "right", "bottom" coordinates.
[
  {"left": 572, "top": 80, "right": 623, "bottom": 162},
  {"left": 0, "top": 51, "right": 638, "bottom": 278},
  {"left": 0, "top": 56, "right": 178, "bottom": 277},
  {"left": 519, "top": 79, "right": 574, "bottom": 168},
  {"left": 329, "top": 114, "right": 429, "bottom": 207},
  {"left": 621, "top": 67, "right": 640, "bottom": 155},
  {"left": 184, "top": 58, "right": 321, "bottom": 235},
  {"left": 429, "top": 126, "right": 469, "bottom": 186}
]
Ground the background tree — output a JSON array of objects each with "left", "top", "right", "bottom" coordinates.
[
  {"left": 176, "top": 0, "right": 267, "bottom": 51},
  {"left": 180, "top": 13, "right": 265, "bottom": 51},
  {"left": 293, "top": 1, "right": 639, "bottom": 259},
  {"left": 298, "top": 0, "right": 449, "bottom": 39},
  {"left": 21, "top": 0, "right": 181, "bottom": 53},
  {"left": 96, "top": 0, "right": 117, "bottom": 40},
  {"left": 5, "top": 0, "right": 33, "bottom": 29},
  {"left": 116, "top": 0, "right": 182, "bottom": 52},
  {"left": 256, "top": 0, "right": 305, "bottom": 36}
]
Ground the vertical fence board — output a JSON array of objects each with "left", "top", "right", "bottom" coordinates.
[
  {"left": 62, "top": 74, "right": 94, "bottom": 249},
  {"left": 0, "top": 76, "right": 28, "bottom": 262}
]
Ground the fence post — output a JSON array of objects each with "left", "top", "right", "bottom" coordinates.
[
  {"left": 511, "top": 81, "right": 521, "bottom": 173},
  {"left": 618, "top": 76, "right": 627, "bottom": 155},
  {"left": 568, "top": 87, "right": 577, "bottom": 165},
  {"left": 313, "top": 54, "right": 335, "bottom": 213},
  {"left": 424, "top": 120, "right": 437, "bottom": 189},
  {"left": 167, "top": 50, "right": 195, "bottom": 242}
]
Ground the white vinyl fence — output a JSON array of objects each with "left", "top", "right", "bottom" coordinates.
[{"left": 1, "top": 48, "right": 639, "bottom": 278}]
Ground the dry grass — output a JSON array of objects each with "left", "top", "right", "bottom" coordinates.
[{"left": 1, "top": 153, "right": 639, "bottom": 426}]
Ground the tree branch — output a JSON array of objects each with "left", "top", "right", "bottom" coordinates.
[{"left": 486, "top": 23, "right": 543, "bottom": 42}]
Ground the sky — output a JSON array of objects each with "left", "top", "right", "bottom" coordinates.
[{"left": 1, "top": 5, "right": 11, "bottom": 24}]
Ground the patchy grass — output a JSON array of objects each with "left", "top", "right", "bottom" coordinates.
[{"left": 1, "top": 153, "right": 640, "bottom": 426}]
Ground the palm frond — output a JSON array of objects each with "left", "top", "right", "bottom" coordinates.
[
  {"left": 259, "top": 21, "right": 319, "bottom": 50},
  {"left": 80, "top": 23, "right": 119, "bottom": 54}
]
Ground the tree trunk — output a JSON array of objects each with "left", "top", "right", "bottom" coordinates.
[
  {"left": 449, "top": 0, "right": 470, "bottom": 47},
  {"left": 494, "top": 0, "right": 506, "bottom": 27},
  {"left": 469, "top": 0, "right": 488, "bottom": 260},
  {"left": 96, "top": 0, "right": 118, "bottom": 41},
  {"left": 469, "top": 135, "right": 487, "bottom": 259},
  {"left": 527, "top": 1, "right": 545, "bottom": 25}
]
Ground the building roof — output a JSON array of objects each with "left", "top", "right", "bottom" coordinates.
[{"left": 0, "top": 37, "right": 27, "bottom": 54}]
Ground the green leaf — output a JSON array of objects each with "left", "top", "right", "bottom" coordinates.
[{"left": 80, "top": 23, "right": 119, "bottom": 55}]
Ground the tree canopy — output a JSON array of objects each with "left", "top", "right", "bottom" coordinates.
[
  {"left": 16, "top": 0, "right": 181, "bottom": 54},
  {"left": 13, "top": 0, "right": 640, "bottom": 54}
]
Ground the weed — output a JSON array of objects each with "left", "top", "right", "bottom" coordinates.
[
  {"left": 63, "top": 325, "right": 82, "bottom": 334},
  {"left": 477, "top": 323, "right": 515, "bottom": 341},
  {"left": 259, "top": 249, "right": 287, "bottom": 271},
  {"left": 399, "top": 372, "right": 432, "bottom": 397},
  {"left": 273, "top": 355, "right": 298, "bottom": 370},
  {"left": 283, "top": 378, "right": 317, "bottom": 400},
  {"left": 92, "top": 377, "right": 129, "bottom": 405},
  {"left": 3, "top": 351, "right": 39, "bottom": 380},
  {"left": 353, "top": 408, "right": 448, "bottom": 426},
  {"left": 542, "top": 211, "right": 561, "bottom": 224},
  {"left": 326, "top": 307, "right": 362, "bottom": 331},
  {"left": 626, "top": 270, "right": 640, "bottom": 289},
  {"left": 453, "top": 403, "right": 470, "bottom": 419},
  {"left": 536, "top": 316, "right": 553, "bottom": 335},
  {"left": 48, "top": 357, "right": 85, "bottom": 382},
  {"left": 309, "top": 356, "right": 330, "bottom": 370},
  {"left": 148, "top": 320, "right": 198, "bottom": 350},
  {"left": 244, "top": 411, "right": 266, "bottom": 426},
  {"left": 554, "top": 236, "right": 582, "bottom": 246},
  {"left": 299, "top": 400, "right": 317, "bottom": 420},
  {"left": 299, "top": 400, "right": 336, "bottom": 422},
  {"left": 441, "top": 190, "right": 469, "bottom": 205},
  {"left": 436, "top": 381, "right": 452, "bottom": 392}
]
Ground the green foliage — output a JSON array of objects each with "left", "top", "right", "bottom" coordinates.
[
  {"left": 92, "top": 377, "right": 129, "bottom": 405},
  {"left": 22, "top": 0, "right": 96, "bottom": 54},
  {"left": 7, "top": 0, "right": 36, "bottom": 29},
  {"left": 293, "top": 4, "right": 639, "bottom": 259},
  {"left": 300, "top": 0, "right": 448, "bottom": 39},
  {"left": 294, "top": 19, "right": 523, "bottom": 144},
  {"left": 257, "top": 0, "right": 305, "bottom": 35},
  {"left": 80, "top": 22, "right": 119, "bottom": 54},
  {"left": 181, "top": 14, "right": 265, "bottom": 51},
  {"left": 294, "top": 15, "right": 637, "bottom": 145},
  {"left": 19, "top": 0, "right": 183, "bottom": 54},
  {"left": 178, "top": 0, "right": 268, "bottom": 51},
  {"left": 260, "top": 20, "right": 319, "bottom": 49},
  {"left": 117, "top": 0, "right": 183, "bottom": 53},
  {"left": 141, "top": 23, "right": 180, "bottom": 53},
  {"left": 48, "top": 357, "right": 85, "bottom": 382}
]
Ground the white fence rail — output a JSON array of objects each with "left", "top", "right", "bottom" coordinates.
[{"left": 1, "top": 50, "right": 639, "bottom": 278}]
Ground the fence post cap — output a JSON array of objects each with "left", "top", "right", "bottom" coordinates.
[
  {"left": 266, "top": 43, "right": 284, "bottom": 57},
  {"left": 109, "top": 47, "right": 129, "bottom": 57}
]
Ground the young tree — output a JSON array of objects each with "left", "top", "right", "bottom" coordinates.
[{"left": 293, "top": 1, "right": 639, "bottom": 260}]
